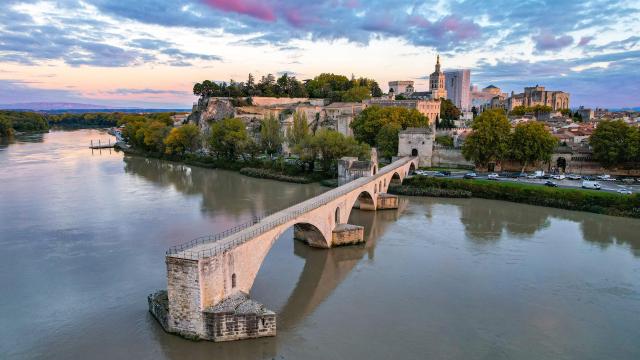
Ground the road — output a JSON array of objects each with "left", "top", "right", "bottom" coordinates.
[{"left": 416, "top": 171, "right": 639, "bottom": 194}]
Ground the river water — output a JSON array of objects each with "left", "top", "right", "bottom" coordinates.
[{"left": 1, "top": 129, "right": 639, "bottom": 359}]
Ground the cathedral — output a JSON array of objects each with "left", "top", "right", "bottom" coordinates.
[
  {"left": 428, "top": 55, "right": 447, "bottom": 99},
  {"left": 407, "top": 55, "right": 447, "bottom": 100}
]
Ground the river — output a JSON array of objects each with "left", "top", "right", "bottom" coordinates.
[{"left": 1, "top": 129, "right": 639, "bottom": 359}]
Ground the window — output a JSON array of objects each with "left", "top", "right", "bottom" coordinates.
[{"left": 231, "top": 273, "right": 236, "bottom": 288}]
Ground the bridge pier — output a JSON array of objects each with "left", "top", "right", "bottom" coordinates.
[
  {"left": 376, "top": 193, "right": 399, "bottom": 210},
  {"left": 332, "top": 224, "right": 365, "bottom": 246}
]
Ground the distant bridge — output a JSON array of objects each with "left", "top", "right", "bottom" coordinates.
[{"left": 151, "top": 156, "right": 418, "bottom": 341}]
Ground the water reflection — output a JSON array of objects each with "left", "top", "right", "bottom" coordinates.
[
  {"left": 123, "top": 155, "right": 325, "bottom": 219},
  {"left": 451, "top": 198, "right": 640, "bottom": 256}
]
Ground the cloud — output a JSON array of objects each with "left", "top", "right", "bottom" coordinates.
[
  {"left": 202, "top": 0, "right": 276, "bottom": 21},
  {"left": 533, "top": 31, "right": 573, "bottom": 52},
  {"left": 578, "top": 36, "right": 594, "bottom": 46}
]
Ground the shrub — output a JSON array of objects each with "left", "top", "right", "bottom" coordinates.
[
  {"left": 239, "top": 167, "right": 314, "bottom": 184},
  {"left": 403, "top": 177, "right": 640, "bottom": 218}
]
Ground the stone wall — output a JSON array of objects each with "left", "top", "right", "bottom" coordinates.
[
  {"left": 166, "top": 257, "right": 203, "bottom": 339},
  {"left": 203, "top": 293, "right": 276, "bottom": 342},
  {"left": 331, "top": 224, "right": 364, "bottom": 246},
  {"left": 431, "top": 147, "right": 474, "bottom": 168},
  {"left": 251, "top": 97, "right": 309, "bottom": 106}
]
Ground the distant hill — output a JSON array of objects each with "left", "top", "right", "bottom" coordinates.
[
  {"left": 0, "top": 102, "right": 190, "bottom": 114},
  {"left": 0, "top": 102, "right": 120, "bottom": 110}
]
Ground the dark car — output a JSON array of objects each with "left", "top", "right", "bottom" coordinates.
[
  {"left": 544, "top": 180, "right": 558, "bottom": 187},
  {"left": 442, "top": 170, "right": 451, "bottom": 176},
  {"left": 463, "top": 172, "right": 478, "bottom": 179}
]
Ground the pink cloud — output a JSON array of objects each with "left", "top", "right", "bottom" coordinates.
[
  {"left": 409, "top": 14, "right": 480, "bottom": 41},
  {"left": 202, "top": 0, "right": 276, "bottom": 21}
]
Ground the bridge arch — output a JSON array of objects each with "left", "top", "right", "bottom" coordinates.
[
  {"left": 293, "top": 222, "right": 329, "bottom": 248},
  {"left": 391, "top": 172, "right": 402, "bottom": 185}
]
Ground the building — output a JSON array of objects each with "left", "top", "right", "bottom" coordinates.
[
  {"left": 397, "top": 128, "right": 433, "bottom": 167},
  {"left": 471, "top": 85, "right": 504, "bottom": 111},
  {"left": 323, "top": 102, "right": 365, "bottom": 137},
  {"left": 444, "top": 69, "right": 471, "bottom": 111},
  {"left": 366, "top": 99, "right": 441, "bottom": 125},
  {"left": 504, "top": 85, "right": 570, "bottom": 111},
  {"left": 388, "top": 81, "right": 414, "bottom": 96},
  {"left": 576, "top": 106, "right": 594, "bottom": 121},
  {"left": 429, "top": 55, "right": 447, "bottom": 100}
]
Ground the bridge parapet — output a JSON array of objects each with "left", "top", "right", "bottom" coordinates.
[{"left": 167, "top": 156, "right": 418, "bottom": 260}]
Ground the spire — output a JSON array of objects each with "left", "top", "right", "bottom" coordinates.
[{"left": 435, "top": 54, "right": 441, "bottom": 73}]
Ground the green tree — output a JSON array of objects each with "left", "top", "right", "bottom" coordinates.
[
  {"left": 260, "top": 113, "right": 282, "bottom": 155},
  {"left": 509, "top": 105, "right": 528, "bottom": 116},
  {"left": 0, "top": 116, "right": 14, "bottom": 137},
  {"left": 462, "top": 109, "right": 511, "bottom": 167},
  {"left": 287, "top": 111, "right": 309, "bottom": 146},
  {"left": 351, "top": 105, "right": 429, "bottom": 147},
  {"left": 375, "top": 122, "right": 402, "bottom": 159},
  {"left": 590, "top": 120, "right": 634, "bottom": 167},
  {"left": 164, "top": 124, "right": 201, "bottom": 155},
  {"left": 435, "top": 135, "right": 454, "bottom": 147},
  {"left": 510, "top": 121, "right": 557, "bottom": 172},
  {"left": 208, "top": 118, "right": 249, "bottom": 159},
  {"left": 311, "top": 129, "right": 370, "bottom": 173},
  {"left": 439, "top": 98, "right": 461, "bottom": 128},
  {"left": 341, "top": 86, "right": 371, "bottom": 102}
]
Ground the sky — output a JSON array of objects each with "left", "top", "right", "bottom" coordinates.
[{"left": 0, "top": 0, "right": 638, "bottom": 109}]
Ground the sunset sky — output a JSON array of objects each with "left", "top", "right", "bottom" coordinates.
[{"left": 0, "top": 0, "right": 638, "bottom": 108}]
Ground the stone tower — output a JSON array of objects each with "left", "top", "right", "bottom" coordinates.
[
  {"left": 397, "top": 128, "right": 433, "bottom": 167},
  {"left": 429, "top": 55, "right": 447, "bottom": 100}
]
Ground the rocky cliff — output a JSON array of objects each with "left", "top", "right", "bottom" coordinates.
[{"left": 188, "top": 97, "right": 236, "bottom": 135}]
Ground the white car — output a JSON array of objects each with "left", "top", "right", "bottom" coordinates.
[
  {"left": 617, "top": 189, "right": 633, "bottom": 195},
  {"left": 527, "top": 174, "right": 537, "bottom": 179},
  {"left": 582, "top": 180, "right": 601, "bottom": 190},
  {"left": 487, "top": 173, "right": 499, "bottom": 180},
  {"left": 597, "top": 174, "right": 615, "bottom": 181},
  {"left": 567, "top": 174, "right": 582, "bottom": 180},
  {"left": 551, "top": 174, "right": 566, "bottom": 180}
]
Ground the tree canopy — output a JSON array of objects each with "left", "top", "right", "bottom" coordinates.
[
  {"left": 260, "top": 113, "right": 283, "bottom": 155},
  {"left": 438, "top": 98, "right": 461, "bottom": 128},
  {"left": 208, "top": 117, "right": 250, "bottom": 160},
  {"left": 164, "top": 124, "right": 201, "bottom": 155},
  {"left": 510, "top": 121, "right": 557, "bottom": 172},
  {"left": 590, "top": 120, "right": 639, "bottom": 167},
  {"left": 193, "top": 72, "right": 381, "bottom": 102},
  {"left": 462, "top": 109, "right": 511, "bottom": 167},
  {"left": 351, "top": 105, "right": 429, "bottom": 158}
]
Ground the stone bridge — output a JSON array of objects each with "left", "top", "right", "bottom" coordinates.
[{"left": 149, "top": 156, "right": 418, "bottom": 341}]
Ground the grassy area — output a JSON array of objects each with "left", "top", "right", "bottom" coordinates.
[{"left": 399, "top": 176, "right": 640, "bottom": 218}]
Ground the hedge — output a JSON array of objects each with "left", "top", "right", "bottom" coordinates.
[
  {"left": 402, "top": 176, "right": 640, "bottom": 218},
  {"left": 239, "top": 167, "right": 314, "bottom": 184},
  {"left": 388, "top": 185, "right": 471, "bottom": 198}
]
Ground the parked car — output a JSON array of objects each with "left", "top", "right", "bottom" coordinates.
[
  {"left": 487, "top": 173, "right": 499, "bottom": 180},
  {"left": 551, "top": 174, "right": 566, "bottom": 180},
  {"left": 567, "top": 174, "right": 582, "bottom": 180},
  {"left": 527, "top": 174, "right": 538, "bottom": 179},
  {"left": 534, "top": 170, "right": 545, "bottom": 178},
  {"left": 441, "top": 171, "right": 451, "bottom": 176},
  {"left": 582, "top": 180, "right": 601, "bottom": 190},
  {"left": 415, "top": 170, "right": 428, "bottom": 176},
  {"left": 517, "top": 173, "right": 528, "bottom": 178},
  {"left": 463, "top": 172, "right": 477, "bottom": 179},
  {"left": 544, "top": 180, "right": 558, "bottom": 187},
  {"left": 617, "top": 188, "right": 633, "bottom": 195},
  {"left": 597, "top": 174, "right": 615, "bottom": 181},
  {"left": 434, "top": 172, "right": 446, "bottom": 177}
]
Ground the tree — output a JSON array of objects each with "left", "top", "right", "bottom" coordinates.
[
  {"left": 435, "top": 135, "right": 454, "bottom": 147},
  {"left": 439, "top": 98, "right": 461, "bottom": 128},
  {"left": 462, "top": 109, "right": 511, "bottom": 167},
  {"left": 0, "top": 116, "right": 13, "bottom": 137},
  {"left": 376, "top": 122, "right": 401, "bottom": 159},
  {"left": 351, "top": 105, "right": 429, "bottom": 147},
  {"left": 509, "top": 105, "right": 528, "bottom": 116},
  {"left": 471, "top": 106, "right": 478, "bottom": 119},
  {"left": 370, "top": 81, "right": 383, "bottom": 97},
  {"left": 164, "top": 124, "right": 201, "bottom": 155},
  {"left": 208, "top": 118, "right": 249, "bottom": 159},
  {"left": 341, "top": 86, "right": 371, "bottom": 102},
  {"left": 287, "top": 111, "right": 309, "bottom": 146},
  {"left": 510, "top": 121, "right": 557, "bottom": 172},
  {"left": 590, "top": 120, "right": 635, "bottom": 167},
  {"left": 260, "top": 113, "right": 282, "bottom": 155},
  {"left": 311, "top": 129, "right": 370, "bottom": 173}
]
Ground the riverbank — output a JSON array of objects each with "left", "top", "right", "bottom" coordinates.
[
  {"left": 393, "top": 176, "right": 640, "bottom": 218},
  {"left": 120, "top": 146, "right": 325, "bottom": 184}
]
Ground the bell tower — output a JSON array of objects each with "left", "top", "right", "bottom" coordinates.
[{"left": 429, "top": 54, "right": 447, "bottom": 100}]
